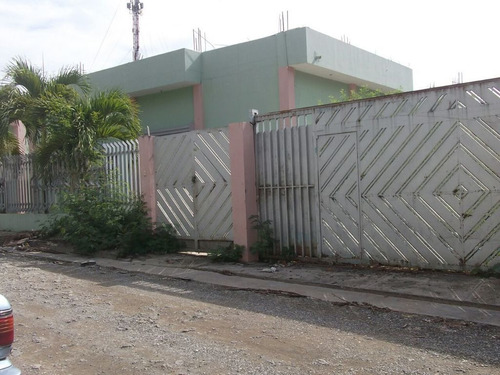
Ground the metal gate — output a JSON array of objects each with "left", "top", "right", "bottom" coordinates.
[
  {"left": 256, "top": 79, "right": 500, "bottom": 270},
  {"left": 318, "top": 132, "right": 362, "bottom": 261},
  {"left": 154, "top": 128, "right": 233, "bottom": 248}
]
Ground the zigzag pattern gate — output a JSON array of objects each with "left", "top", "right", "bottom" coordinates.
[
  {"left": 154, "top": 129, "right": 233, "bottom": 248},
  {"left": 256, "top": 79, "right": 500, "bottom": 270}
]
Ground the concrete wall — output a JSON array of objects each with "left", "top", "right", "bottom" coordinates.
[
  {"left": 294, "top": 71, "right": 349, "bottom": 107},
  {"left": 300, "top": 28, "right": 413, "bottom": 91},
  {"left": 136, "top": 87, "right": 194, "bottom": 132},
  {"left": 0, "top": 214, "right": 51, "bottom": 231},
  {"left": 88, "top": 49, "right": 202, "bottom": 96},
  {"left": 87, "top": 27, "right": 413, "bottom": 133},
  {"left": 201, "top": 35, "right": 281, "bottom": 128}
]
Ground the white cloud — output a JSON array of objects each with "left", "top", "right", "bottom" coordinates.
[{"left": 1, "top": 0, "right": 499, "bottom": 89}]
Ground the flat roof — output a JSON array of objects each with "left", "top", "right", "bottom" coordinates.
[{"left": 88, "top": 27, "right": 413, "bottom": 96}]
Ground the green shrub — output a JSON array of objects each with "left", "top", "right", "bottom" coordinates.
[
  {"left": 41, "top": 183, "right": 182, "bottom": 257},
  {"left": 208, "top": 244, "right": 243, "bottom": 262},
  {"left": 249, "top": 215, "right": 298, "bottom": 262},
  {"left": 328, "top": 86, "right": 401, "bottom": 103},
  {"left": 249, "top": 215, "right": 275, "bottom": 262}
]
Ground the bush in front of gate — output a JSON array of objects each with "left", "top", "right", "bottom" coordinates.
[{"left": 41, "top": 182, "right": 182, "bottom": 258}]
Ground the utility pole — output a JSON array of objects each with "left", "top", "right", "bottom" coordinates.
[{"left": 127, "top": 0, "right": 144, "bottom": 61}]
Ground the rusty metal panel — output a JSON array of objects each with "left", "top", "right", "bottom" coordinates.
[{"left": 154, "top": 128, "right": 232, "bottom": 246}]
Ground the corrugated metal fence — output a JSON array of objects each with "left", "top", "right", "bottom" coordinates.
[
  {"left": 0, "top": 140, "right": 140, "bottom": 213},
  {"left": 255, "top": 79, "right": 500, "bottom": 270}
]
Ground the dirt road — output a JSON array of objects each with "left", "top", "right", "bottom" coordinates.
[{"left": 1, "top": 251, "right": 499, "bottom": 375}]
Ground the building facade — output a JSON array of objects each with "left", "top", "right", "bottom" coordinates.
[{"left": 88, "top": 27, "right": 413, "bottom": 134}]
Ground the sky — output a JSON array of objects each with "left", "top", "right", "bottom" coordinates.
[{"left": 1, "top": 0, "right": 499, "bottom": 90}]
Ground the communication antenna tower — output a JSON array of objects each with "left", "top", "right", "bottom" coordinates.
[{"left": 127, "top": 0, "right": 144, "bottom": 61}]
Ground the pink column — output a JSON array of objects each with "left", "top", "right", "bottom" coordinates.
[
  {"left": 278, "top": 66, "right": 295, "bottom": 111},
  {"left": 193, "top": 84, "right": 204, "bottom": 130},
  {"left": 229, "top": 122, "right": 259, "bottom": 262},
  {"left": 10, "top": 120, "right": 26, "bottom": 154},
  {"left": 138, "top": 135, "right": 157, "bottom": 223}
]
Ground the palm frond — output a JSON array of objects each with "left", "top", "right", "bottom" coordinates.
[
  {"left": 53, "top": 66, "right": 91, "bottom": 96},
  {"left": 2, "top": 58, "right": 142, "bottom": 184},
  {"left": 0, "top": 128, "right": 19, "bottom": 156},
  {"left": 87, "top": 90, "right": 141, "bottom": 140},
  {"left": 5, "top": 57, "right": 44, "bottom": 97}
]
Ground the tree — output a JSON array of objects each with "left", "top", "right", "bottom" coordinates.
[
  {"left": 36, "top": 89, "right": 141, "bottom": 186},
  {"left": 0, "top": 85, "right": 20, "bottom": 155},
  {"left": 0, "top": 58, "right": 141, "bottom": 185},
  {"left": 1, "top": 57, "right": 90, "bottom": 147}
]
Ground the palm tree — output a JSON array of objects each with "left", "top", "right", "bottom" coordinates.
[
  {"left": 36, "top": 89, "right": 141, "bottom": 186},
  {"left": 1, "top": 57, "right": 90, "bottom": 148},
  {"left": 0, "top": 85, "right": 20, "bottom": 156},
  {"left": 0, "top": 57, "right": 141, "bottom": 186}
]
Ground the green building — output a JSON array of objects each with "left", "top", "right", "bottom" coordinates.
[{"left": 88, "top": 27, "right": 413, "bottom": 134}]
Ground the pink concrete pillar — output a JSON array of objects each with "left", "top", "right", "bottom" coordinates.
[
  {"left": 229, "top": 122, "right": 259, "bottom": 262},
  {"left": 138, "top": 135, "right": 157, "bottom": 223},
  {"left": 193, "top": 84, "right": 204, "bottom": 130},
  {"left": 10, "top": 120, "right": 26, "bottom": 154},
  {"left": 278, "top": 66, "right": 295, "bottom": 111}
]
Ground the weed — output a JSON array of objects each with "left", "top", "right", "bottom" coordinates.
[
  {"left": 249, "top": 215, "right": 297, "bottom": 262},
  {"left": 208, "top": 244, "right": 244, "bottom": 262},
  {"left": 280, "top": 246, "right": 298, "bottom": 262},
  {"left": 470, "top": 263, "right": 500, "bottom": 278},
  {"left": 249, "top": 215, "right": 275, "bottom": 261}
]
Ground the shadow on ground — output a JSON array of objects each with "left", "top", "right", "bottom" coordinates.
[{"left": 4, "top": 250, "right": 499, "bottom": 368}]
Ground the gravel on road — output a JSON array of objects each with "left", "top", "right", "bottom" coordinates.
[{"left": 1, "top": 250, "right": 499, "bottom": 375}]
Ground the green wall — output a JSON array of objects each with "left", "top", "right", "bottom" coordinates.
[
  {"left": 202, "top": 67, "right": 279, "bottom": 128},
  {"left": 87, "top": 27, "right": 413, "bottom": 132},
  {"left": 303, "top": 28, "right": 413, "bottom": 92},
  {"left": 88, "top": 49, "right": 202, "bottom": 96},
  {"left": 136, "top": 87, "right": 194, "bottom": 133},
  {"left": 201, "top": 35, "right": 283, "bottom": 128},
  {"left": 294, "top": 71, "right": 349, "bottom": 108}
]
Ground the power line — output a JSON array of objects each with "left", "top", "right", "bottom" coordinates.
[{"left": 92, "top": 0, "right": 122, "bottom": 70}]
